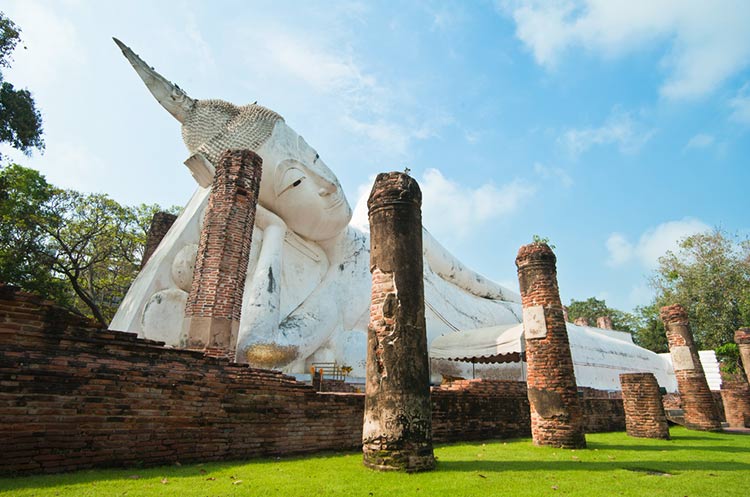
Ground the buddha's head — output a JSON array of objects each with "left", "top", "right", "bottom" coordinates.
[{"left": 115, "top": 38, "right": 352, "bottom": 242}]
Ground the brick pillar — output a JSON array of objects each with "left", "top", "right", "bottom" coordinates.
[
  {"left": 735, "top": 328, "right": 750, "bottom": 382},
  {"left": 141, "top": 211, "right": 177, "bottom": 268},
  {"left": 515, "top": 243, "right": 586, "bottom": 448},
  {"left": 660, "top": 304, "right": 722, "bottom": 431},
  {"left": 620, "top": 373, "right": 670, "bottom": 439},
  {"left": 720, "top": 382, "right": 750, "bottom": 428},
  {"left": 184, "top": 149, "right": 262, "bottom": 359},
  {"left": 362, "top": 172, "right": 435, "bottom": 472},
  {"left": 596, "top": 316, "right": 613, "bottom": 330},
  {"left": 573, "top": 317, "right": 589, "bottom": 327}
]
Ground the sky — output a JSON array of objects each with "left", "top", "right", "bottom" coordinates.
[{"left": 1, "top": 0, "right": 749, "bottom": 314}]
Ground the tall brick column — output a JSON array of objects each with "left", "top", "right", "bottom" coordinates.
[
  {"left": 620, "top": 373, "right": 670, "bottom": 439},
  {"left": 141, "top": 211, "right": 177, "bottom": 268},
  {"left": 735, "top": 328, "right": 750, "bottom": 382},
  {"left": 660, "top": 304, "right": 722, "bottom": 431},
  {"left": 362, "top": 172, "right": 435, "bottom": 472},
  {"left": 184, "top": 149, "right": 262, "bottom": 359},
  {"left": 515, "top": 243, "right": 586, "bottom": 449}
]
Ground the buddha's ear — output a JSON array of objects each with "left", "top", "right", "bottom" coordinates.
[{"left": 113, "top": 37, "right": 195, "bottom": 123}]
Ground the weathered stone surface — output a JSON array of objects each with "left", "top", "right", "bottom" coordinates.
[
  {"left": 185, "top": 149, "right": 262, "bottom": 358},
  {"left": 620, "top": 373, "right": 670, "bottom": 439},
  {"left": 573, "top": 317, "right": 590, "bottom": 327},
  {"left": 363, "top": 172, "right": 435, "bottom": 472},
  {"left": 515, "top": 243, "right": 586, "bottom": 448},
  {"left": 141, "top": 211, "right": 177, "bottom": 268},
  {"left": 660, "top": 304, "right": 722, "bottom": 431},
  {"left": 735, "top": 328, "right": 750, "bottom": 382}
]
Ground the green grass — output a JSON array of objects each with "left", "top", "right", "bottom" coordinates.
[{"left": 2, "top": 427, "right": 749, "bottom": 497}]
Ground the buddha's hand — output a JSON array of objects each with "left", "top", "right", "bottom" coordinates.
[{"left": 255, "top": 204, "right": 287, "bottom": 238}]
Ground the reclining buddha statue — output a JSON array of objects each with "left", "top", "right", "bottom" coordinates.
[{"left": 109, "top": 39, "right": 532, "bottom": 379}]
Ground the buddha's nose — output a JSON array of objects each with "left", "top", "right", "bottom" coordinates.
[{"left": 317, "top": 178, "right": 337, "bottom": 196}]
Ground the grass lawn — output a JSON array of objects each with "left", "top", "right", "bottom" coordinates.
[{"left": 1, "top": 427, "right": 749, "bottom": 497}]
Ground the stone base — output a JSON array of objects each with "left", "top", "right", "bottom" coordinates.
[
  {"left": 184, "top": 316, "right": 239, "bottom": 351},
  {"left": 362, "top": 443, "right": 436, "bottom": 473},
  {"left": 531, "top": 414, "right": 587, "bottom": 449}
]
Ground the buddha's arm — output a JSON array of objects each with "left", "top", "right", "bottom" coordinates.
[
  {"left": 422, "top": 227, "right": 521, "bottom": 303},
  {"left": 239, "top": 206, "right": 287, "bottom": 366}
]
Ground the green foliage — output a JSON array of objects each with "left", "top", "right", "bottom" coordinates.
[
  {"left": 715, "top": 343, "right": 744, "bottom": 381},
  {"left": 631, "top": 304, "right": 668, "bottom": 353},
  {"left": 0, "top": 164, "right": 70, "bottom": 304},
  {"left": 649, "top": 229, "right": 750, "bottom": 350},
  {"left": 0, "top": 12, "right": 44, "bottom": 159},
  {"left": 0, "top": 164, "right": 179, "bottom": 325},
  {"left": 566, "top": 297, "right": 637, "bottom": 334},
  {"left": 1, "top": 428, "right": 749, "bottom": 497},
  {"left": 531, "top": 234, "right": 555, "bottom": 249}
]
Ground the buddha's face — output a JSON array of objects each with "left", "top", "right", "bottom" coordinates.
[{"left": 257, "top": 122, "right": 352, "bottom": 241}]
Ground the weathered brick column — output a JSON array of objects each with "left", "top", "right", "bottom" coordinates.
[
  {"left": 184, "top": 149, "right": 262, "bottom": 359},
  {"left": 735, "top": 328, "right": 750, "bottom": 382},
  {"left": 720, "top": 381, "right": 750, "bottom": 428},
  {"left": 515, "top": 243, "right": 586, "bottom": 448},
  {"left": 141, "top": 211, "right": 177, "bottom": 268},
  {"left": 660, "top": 304, "right": 722, "bottom": 431},
  {"left": 596, "top": 316, "right": 613, "bottom": 330},
  {"left": 573, "top": 317, "right": 589, "bottom": 327},
  {"left": 362, "top": 172, "right": 435, "bottom": 472},
  {"left": 619, "top": 373, "right": 670, "bottom": 439}
]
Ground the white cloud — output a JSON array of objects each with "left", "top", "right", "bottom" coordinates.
[
  {"left": 685, "top": 133, "right": 715, "bottom": 150},
  {"left": 729, "top": 83, "right": 750, "bottom": 124},
  {"left": 500, "top": 0, "right": 750, "bottom": 99},
  {"left": 605, "top": 218, "right": 711, "bottom": 268},
  {"left": 533, "top": 163, "right": 573, "bottom": 188},
  {"left": 605, "top": 233, "right": 633, "bottom": 266},
  {"left": 238, "top": 25, "right": 448, "bottom": 158},
  {"left": 561, "top": 108, "right": 654, "bottom": 156},
  {"left": 420, "top": 168, "right": 535, "bottom": 239},
  {"left": 349, "top": 175, "right": 377, "bottom": 233},
  {"left": 349, "top": 169, "right": 536, "bottom": 240}
]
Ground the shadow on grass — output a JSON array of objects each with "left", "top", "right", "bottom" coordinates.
[
  {"left": 436, "top": 459, "right": 750, "bottom": 473},
  {"left": 588, "top": 443, "right": 750, "bottom": 453},
  {"left": 3, "top": 458, "right": 750, "bottom": 493}
]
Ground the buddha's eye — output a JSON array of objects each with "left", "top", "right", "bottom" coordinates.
[{"left": 277, "top": 167, "right": 306, "bottom": 196}]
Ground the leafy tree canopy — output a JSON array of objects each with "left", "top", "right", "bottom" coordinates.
[
  {"left": 566, "top": 296, "right": 637, "bottom": 334},
  {"left": 0, "top": 12, "right": 44, "bottom": 159},
  {"left": 0, "top": 164, "right": 180, "bottom": 326},
  {"left": 649, "top": 229, "right": 750, "bottom": 350}
]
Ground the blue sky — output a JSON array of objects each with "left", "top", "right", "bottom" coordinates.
[{"left": 2, "top": 0, "right": 749, "bottom": 314}]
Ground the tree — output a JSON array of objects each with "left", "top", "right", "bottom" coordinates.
[
  {"left": 650, "top": 229, "right": 750, "bottom": 350},
  {"left": 0, "top": 164, "right": 179, "bottom": 325},
  {"left": 566, "top": 296, "right": 637, "bottom": 333},
  {"left": 0, "top": 164, "right": 70, "bottom": 304},
  {"left": 0, "top": 12, "right": 44, "bottom": 159},
  {"left": 631, "top": 304, "right": 668, "bottom": 353}
]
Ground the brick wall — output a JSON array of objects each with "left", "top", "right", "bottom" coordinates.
[
  {"left": 431, "top": 380, "right": 531, "bottom": 441},
  {"left": 1, "top": 286, "right": 625, "bottom": 475}
]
